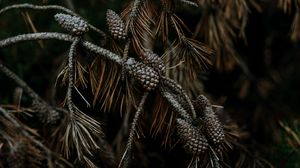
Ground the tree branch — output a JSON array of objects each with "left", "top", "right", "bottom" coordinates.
[
  {"left": 66, "top": 38, "right": 80, "bottom": 117},
  {"left": 119, "top": 91, "right": 149, "bottom": 168},
  {"left": 0, "top": 3, "right": 106, "bottom": 40},
  {"left": 0, "top": 32, "right": 123, "bottom": 64},
  {"left": 161, "top": 76, "right": 197, "bottom": 118}
]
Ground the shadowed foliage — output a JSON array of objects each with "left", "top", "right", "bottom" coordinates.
[{"left": 0, "top": 0, "right": 299, "bottom": 168}]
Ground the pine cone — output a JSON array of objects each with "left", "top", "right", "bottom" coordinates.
[
  {"left": 176, "top": 118, "right": 208, "bottom": 155},
  {"left": 106, "top": 9, "right": 127, "bottom": 40},
  {"left": 125, "top": 58, "right": 159, "bottom": 91},
  {"left": 193, "top": 95, "right": 210, "bottom": 113},
  {"left": 203, "top": 106, "right": 225, "bottom": 145},
  {"left": 32, "top": 100, "right": 61, "bottom": 124},
  {"left": 173, "top": 94, "right": 189, "bottom": 112},
  {"left": 54, "top": 13, "right": 89, "bottom": 35},
  {"left": 161, "top": 77, "right": 182, "bottom": 94},
  {"left": 142, "top": 49, "right": 165, "bottom": 73}
]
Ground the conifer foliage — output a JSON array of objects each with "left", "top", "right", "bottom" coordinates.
[{"left": 0, "top": 0, "right": 299, "bottom": 167}]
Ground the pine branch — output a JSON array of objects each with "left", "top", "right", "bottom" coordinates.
[
  {"left": 130, "top": 0, "right": 144, "bottom": 18},
  {"left": 0, "top": 63, "right": 62, "bottom": 124},
  {"left": 0, "top": 64, "right": 42, "bottom": 101},
  {"left": 57, "top": 36, "right": 104, "bottom": 166},
  {"left": 208, "top": 146, "right": 221, "bottom": 168},
  {"left": 83, "top": 41, "right": 123, "bottom": 64},
  {"left": 0, "top": 107, "right": 68, "bottom": 167},
  {"left": 122, "top": 40, "right": 131, "bottom": 80},
  {"left": 66, "top": 38, "right": 80, "bottom": 117},
  {"left": 119, "top": 91, "right": 149, "bottom": 168},
  {"left": 0, "top": 32, "right": 123, "bottom": 64},
  {"left": 0, "top": 3, "right": 106, "bottom": 40},
  {"left": 161, "top": 76, "right": 197, "bottom": 118},
  {"left": 48, "top": 39, "right": 103, "bottom": 166},
  {"left": 160, "top": 88, "right": 193, "bottom": 122},
  {"left": 179, "top": 0, "right": 199, "bottom": 7},
  {"left": 0, "top": 32, "right": 75, "bottom": 47},
  {"left": 122, "top": 0, "right": 153, "bottom": 53}
]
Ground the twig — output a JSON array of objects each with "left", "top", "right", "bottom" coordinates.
[
  {"left": 122, "top": 40, "right": 131, "bottom": 80},
  {"left": 0, "top": 63, "right": 42, "bottom": 101},
  {"left": 130, "top": 0, "right": 143, "bottom": 18},
  {"left": 0, "top": 3, "right": 74, "bottom": 15},
  {"left": 0, "top": 107, "right": 63, "bottom": 165},
  {"left": 159, "top": 87, "right": 193, "bottom": 122},
  {"left": 66, "top": 38, "right": 80, "bottom": 117},
  {"left": 209, "top": 145, "right": 221, "bottom": 168},
  {"left": 279, "top": 121, "right": 300, "bottom": 146},
  {"left": 0, "top": 32, "right": 75, "bottom": 47},
  {"left": 0, "top": 32, "right": 123, "bottom": 64},
  {"left": 161, "top": 76, "right": 197, "bottom": 118},
  {"left": 0, "top": 63, "right": 62, "bottom": 124},
  {"left": 0, "top": 3, "right": 107, "bottom": 40},
  {"left": 82, "top": 41, "right": 123, "bottom": 64},
  {"left": 179, "top": 0, "right": 199, "bottom": 7},
  {"left": 119, "top": 91, "right": 149, "bottom": 168},
  {"left": 124, "top": 0, "right": 144, "bottom": 34}
]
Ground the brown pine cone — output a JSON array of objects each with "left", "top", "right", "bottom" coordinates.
[
  {"left": 54, "top": 13, "right": 89, "bottom": 35},
  {"left": 125, "top": 58, "right": 159, "bottom": 91},
  {"left": 176, "top": 118, "right": 208, "bottom": 155},
  {"left": 32, "top": 100, "right": 61, "bottom": 125},
  {"left": 142, "top": 49, "right": 165, "bottom": 73},
  {"left": 106, "top": 9, "right": 127, "bottom": 40},
  {"left": 193, "top": 94, "right": 210, "bottom": 113},
  {"left": 203, "top": 106, "right": 225, "bottom": 145}
]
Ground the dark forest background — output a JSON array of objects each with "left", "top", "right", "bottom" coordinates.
[{"left": 0, "top": 0, "right": 300, "bottom": 167}]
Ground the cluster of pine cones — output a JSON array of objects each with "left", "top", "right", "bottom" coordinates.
[
  {"left": 176, "top": 95, "right": 225, "bottom": 155},
  {"left": 106, "top": 8, "right": 225, "bottom": 156}
]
